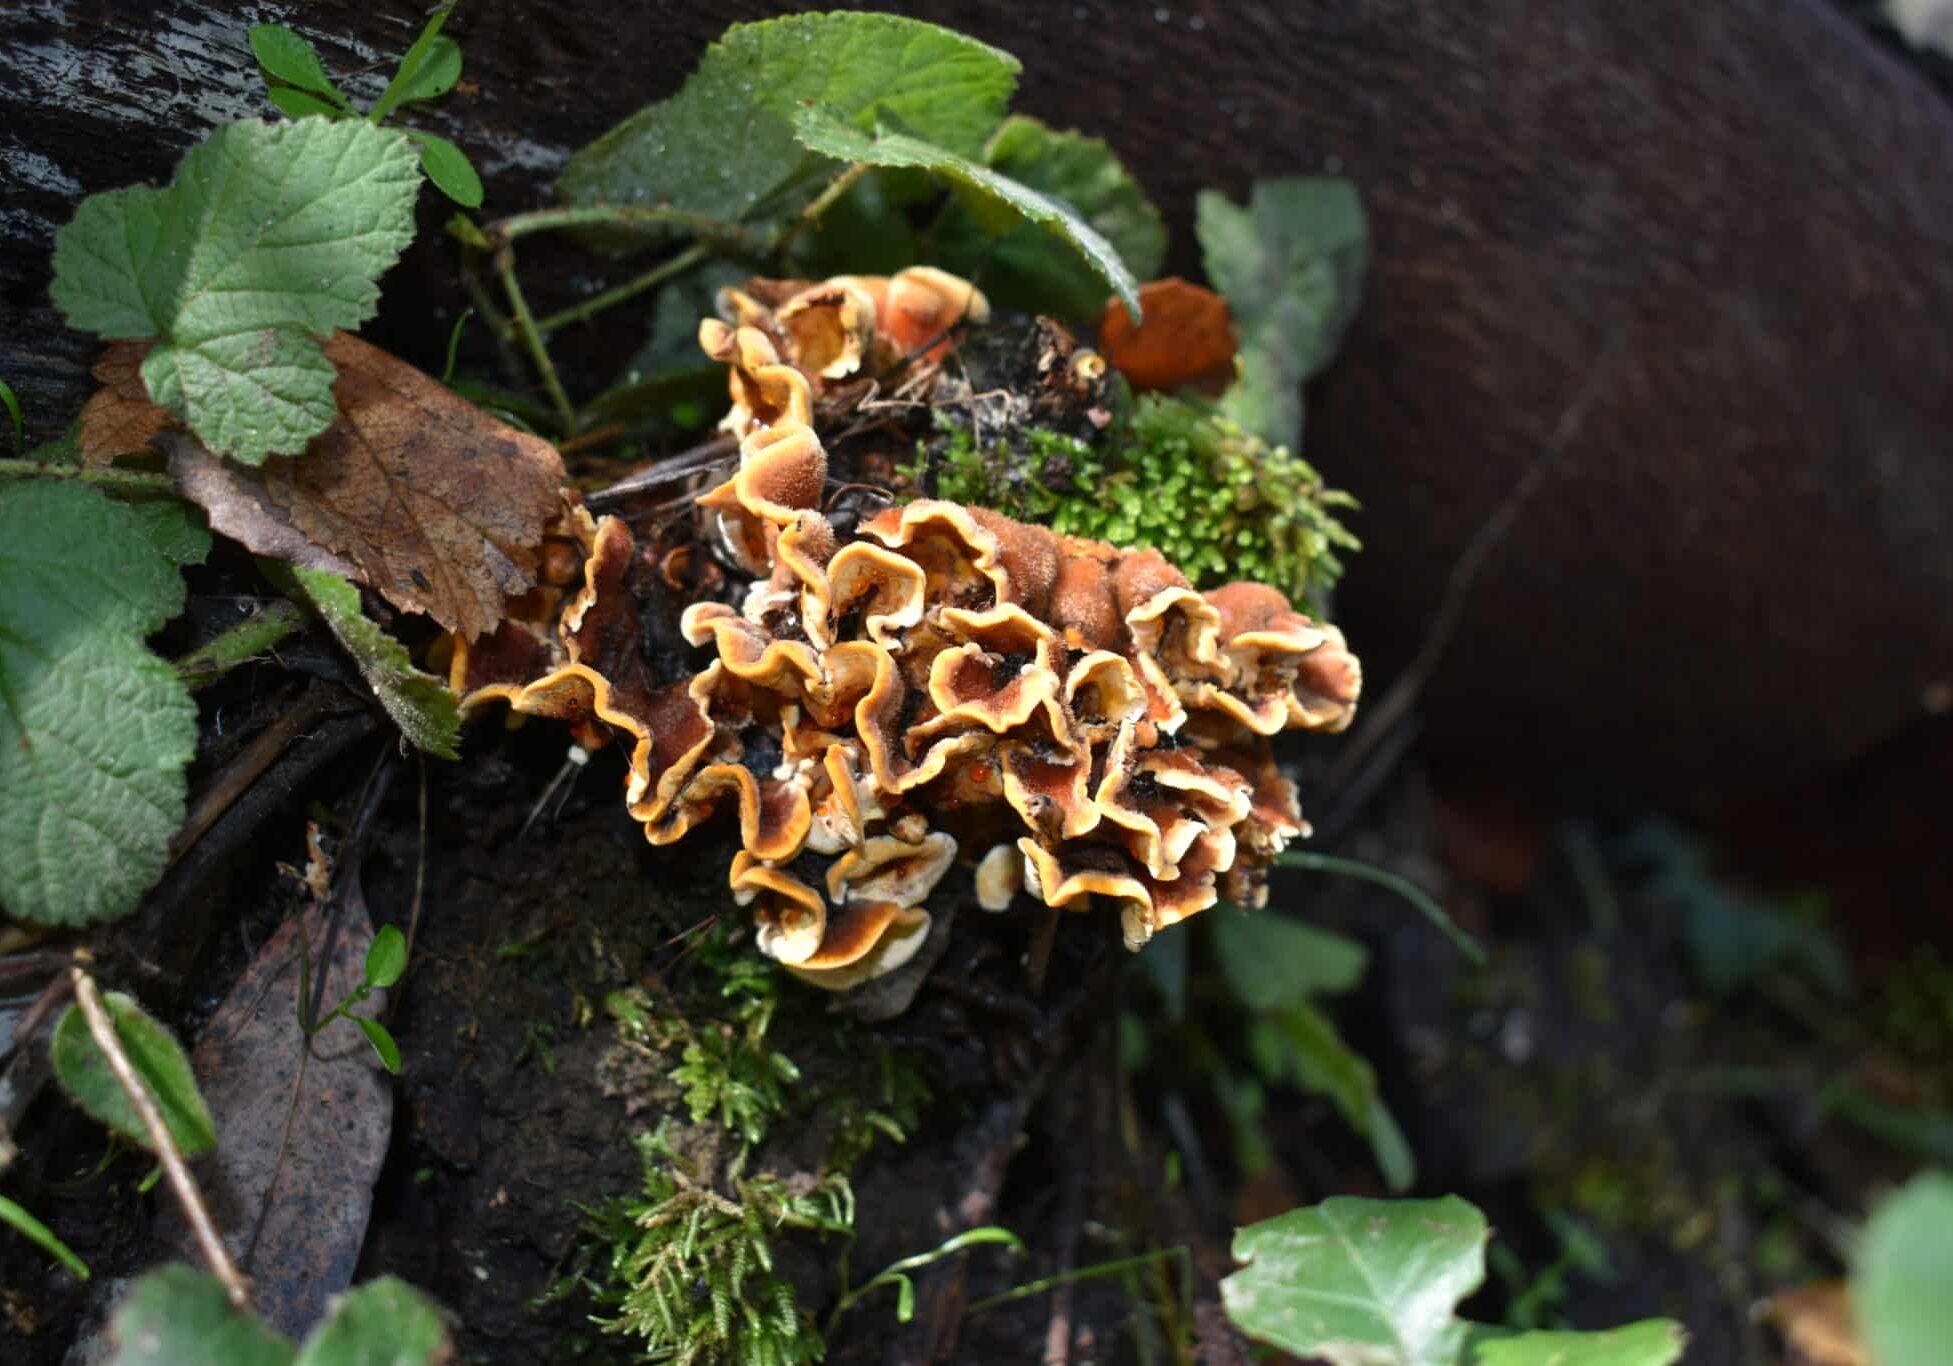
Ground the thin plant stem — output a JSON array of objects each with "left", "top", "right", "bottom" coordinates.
[
  {"left": 0, "top": 459, "right": 175, "bottom": 495},
  {"left": 964, "top": 1246, "right": 1193, "bottom": 1323},
  {"left": 493, "top": 246, "right": 576, "bottom": 434},
  {"left": 489, "top": 203, "right": 761, "bottom": 249},
  {"left": 784, "top": 161, "right": 869, "bottom": 249},
  {"left": 536, "top": 242, "right": 711, "bottom": 336},
  {"left": 175, "top": 599, "right": 307, "bottom": 691},
  {"left": 1278, "top": 850, "right": 1487, "bottom": 965},
  {"left": 70, "top": 970, "right": 249, "bottom": 1309}
]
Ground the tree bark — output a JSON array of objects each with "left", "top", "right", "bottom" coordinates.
[{"left": 5, "top": 0, "right": 1949, "bottom": 793}]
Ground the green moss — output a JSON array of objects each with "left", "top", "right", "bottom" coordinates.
[{"left": 906, "top": 392, "right": 1359, "bottom": 612}]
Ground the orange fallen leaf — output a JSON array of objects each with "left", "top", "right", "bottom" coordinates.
[
  {"left": 77, "top": 341, "right": 172, "bottom": 468},
  {"left": 1760, "top": 1281, "right": 1869, "bottom": 1366},
  {"left": 1097, "top": 277, "right": 1238, "bottom": 394}
]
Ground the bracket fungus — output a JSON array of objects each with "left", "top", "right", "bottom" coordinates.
[{"left": 456, "top": 267, "right": 1360, "bottom": 988}]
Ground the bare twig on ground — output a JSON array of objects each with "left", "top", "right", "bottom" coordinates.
[
  {"left": 70, "top": 968, "right": 249, "bottom": 1309},
  {"left": 167, "top": 685, "right": 338, "bottom": 867}
]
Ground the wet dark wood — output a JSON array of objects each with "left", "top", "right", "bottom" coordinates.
[{"left": 5, "top": 1, "right": 1950, "bottom": 793}]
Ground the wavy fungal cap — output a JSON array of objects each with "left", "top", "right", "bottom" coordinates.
[{"left": 455, "top": 268, "right": 1360, "bottom": 987}]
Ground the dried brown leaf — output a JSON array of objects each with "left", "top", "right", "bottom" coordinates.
[
  {"left": 77, "top": 340, "right": 172, "bottom": 468},
  {"left": 157, "top": 895, "right": 393, "bottom": 1340},
  {"left": 263, "top": 332, "right": 565, "bottom": 639},
  {"left": 165, "top": 432, "right": 361, "bottom": 579}
]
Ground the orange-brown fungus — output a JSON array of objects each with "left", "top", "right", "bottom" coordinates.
[{"left": 461, "top": 268, "right": 1359, "bottom": 988}]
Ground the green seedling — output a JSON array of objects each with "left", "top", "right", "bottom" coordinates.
[
  {"left": 303, "top": 924, "right": 408, "bottom": 1074},
  {"left": 250, "top": 5, "right": 483, "bottom": 206}
]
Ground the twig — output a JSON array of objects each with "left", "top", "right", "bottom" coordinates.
[
  {"left": 1319, "top": 338, "right": 1621, "bottom": 798},
  {"left": 583, "top": 431, "right": 740, "bottom": 509},
  {"left": 493, "top": 246, "right": 576, "bottom": 434},
  {"left": 175, "top": 599, "right": 307, "bottom": 692},
  {"left": 70, "top": 969, "right": 249, "bottom": 1309},
  {"left": 536, "top": 241, "right": 712, "bottom": 335},
  {"left": 167, "top": 686, "right": 337, "bottom": 867},
  {"left": 0, "top": 459, "right": 176, "bottom": 496}
]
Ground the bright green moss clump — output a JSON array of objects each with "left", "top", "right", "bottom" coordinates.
[{"left": 910, "top": 393, "right": 1359, "bottom": 613}]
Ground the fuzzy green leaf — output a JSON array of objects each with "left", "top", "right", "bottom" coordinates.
[
  {"left": 1854, "top": 1171, "right": 1953, "bottom": 1366},
  {"left": 108, "top": 1265, "right": 295, "bottom": 1366},
  {"left": 286, "top": 565, "right": 460, "bottom": 758},
  {"left": 936, "top": 115, "right": 1165, "bottom": 320},
  {"left": 1223, "top": 1196, "right": 1487, "bottom": 1366},
  {"left": 50, "top": 118, "right": 422, "bottom": 463},
  {"left": 406, "top": 130, "right": 483, "bottom": 208},
  {"left": 51, "top": 991, "right": 216, "bottom": 1156},
  {"left": 1210, "top": 908, "right": 1370, "bottom": 1007},
  {"left": 267, "top": 88, "right": 344, "bottom": 121},
  {"left": 293, "top": 1275, "right": 448, "bottom": 1364},
  {"left": 249, "top": 25, "right": 345, "bottom": 103},
  {"left": 1472, "top": 1319, "right": 1687, "bottom": 1366},
  {"left": 0, "top": 481, "right": 196, "bottom": 926},
  {"left": 791, "top": 108, "right": 1140, "bottom": 318},
  {"left": 1197, "top": 178, "right": 1368, "bottom": 450},
  {"left": 558, "top": 13, "right": 1018, "bottom": 239}
]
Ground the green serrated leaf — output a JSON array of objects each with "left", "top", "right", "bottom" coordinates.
[
  {"left": 353, "top": 1016, "right": 402, "bottom": 1074},
  {"left": 791, "top": 108, "right": 1140, "bottom": 319},
  {"left": 1472, "top": 1318, "right": 1687, "bottom": 1366},
  {"left": 558, "top": 13, "right": 1018, "bottom": 242},
  {"left": 249, "top": 24, "right": 346, "bottom": 103},
  {"left": 365, "top": 924, "right": 407, "bottom": 988},
  {"left": 50, "top": 119, "right": 422, "bottom": 464},
  {"left": 127, "top": 499, "right": 213, "bottom": 568},
  {"left": 406, "top": 129, "right": 483, "bottom": 208},
  {"left": 1210, "top": 908, "right": 1370, "bottom": 1007},
  {"left": 935, "top": 115, "right": 1165, "bottom": 321},
  {"left": 50, "top": 992, "right": 216, "bottom": 1156},
  {"left": 1855, "top": 1171, "right": 1953, "bottom": 1366},
  {"left": 285, "top": 565, "right": 461, "bottom": 758},
  {"left": 1223, "top": 1196, "right": 1487, "bottom": 1366},
  {"left": 0, "top": 481, "right": 196, "bottom": 926},
  {"left": 267, "top": 88, "right": 345, "bottom": 121},
  {"left": 1197, "top": 178, "right": 1368, "bottom": 450},
  {"left": 389, "top": 36, "right": 463, "bottom": 105},
  {"left": 108, "top": 1265, "right": 295, "bottom": 1366},
  {"left": 293, "top": 1275, "right": 447, "bottom": 1365}
]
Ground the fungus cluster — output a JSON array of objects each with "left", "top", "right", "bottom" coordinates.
[{"left": 456, "top": 268, "right": 1360, "bottom": 990}]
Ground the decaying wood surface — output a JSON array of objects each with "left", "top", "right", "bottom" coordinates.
[{"left": 4, "top": 0, "right": 1950, "bottom": 793}]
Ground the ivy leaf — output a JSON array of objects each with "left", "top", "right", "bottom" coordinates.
[
  {"left": 1222, "top": 1196, "right": 1487, "bottom": 1366},
  {"left": 558, "top": 13, "right": 1018, "bottom": 241},
  {"left": 292, "top": 1275, "right": 448, "bottom": 1365},
  {"left": 107, "top": 1265, "right": 295, "bottom": 1366},
  {"left": 283, "top": 565, "right": 461, "bottom": 759},
  {"left": 404, "top": 130, "right": 483, "bottom": 208},
  {"left": 50, "top": 118, "right": 422, "bottom": 464},
  {"left": 936, "top": 115, "right": 1165, "bottom": 321},
  {"left": 1854, "top": 1171, "right": 1953, "bottom": 1366},
  {"left": 1197, "top": 177, "right": 1368, "bottom": 450},
  {"left": 50, "top": 991, "right": 217, "bottom": 1157},
  {"left": 0, "top": 481, "right": 196, "bottom": 926},
  {"left": 1471, "top": 1319, "right": 1687, "bottom": 1365},
  {"left": 791, "top": 108, "right": 1141, "bottom": 319}
]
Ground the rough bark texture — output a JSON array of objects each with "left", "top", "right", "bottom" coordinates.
[{"left": 5, "top": 0, "right": 1950, "bottom": 794}]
